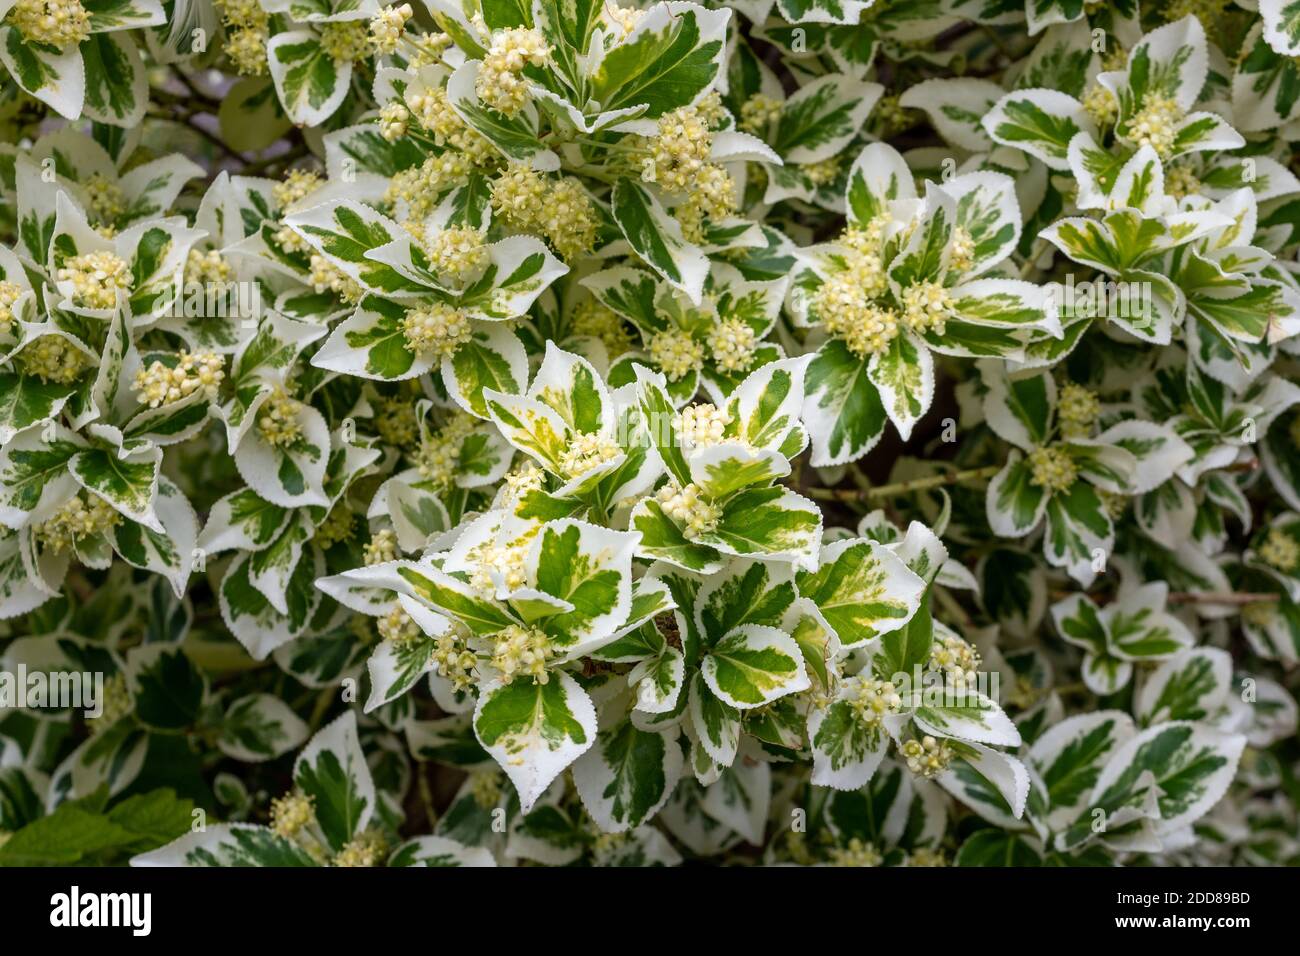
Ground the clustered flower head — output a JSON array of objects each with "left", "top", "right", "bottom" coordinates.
[
  {"left": 37, "top": 494, "right": 122, "bottom": 553},
  {"left": 476, "top": 27, "right": 551, "bottom": 116},
  {"left": 657, "top": 481, "right": 721, "bottom": 538},
  {"left": 9, "top": 0, "right": 91, "bottom": 50},
  {"left": 401, "top": 302, "right": 471, "bottom": 357},
  {"left": 57, "top": 250, "right": 130, "bottom": 310},
  {"left": 489, "top": 164, "right": 596, "bottom": 260}
]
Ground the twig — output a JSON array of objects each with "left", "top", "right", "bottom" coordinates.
[{"left": 807, "top": 463, "right": 1002, "bottom": 502}]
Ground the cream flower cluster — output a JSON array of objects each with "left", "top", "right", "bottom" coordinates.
[
  {"left": 84, "top": 175, "right": 126, "bottom": 224},
  {"left": 706, "top": 319, "right": 758, "bottom": 372},
  {"left": 319, "top": 22, "right": 370, "bottom": 63},
  {"left": 1123, "top": 92, "right": 1185, "bottom": 158},
  {"left": 0, "top": 280, "right": 24, "bottom": 327},
  {"left": 257, "top": 387, "right": 305, "bottom": 449},
  {"left": 423, "top": 227, "right": 489, "bottom": 285},
  {"left": 308, "top": 255, "right": 363, "bottom": 303},
  {"left": 927, "top": 634, "right": 982, "bottom": 688},
  {"left": 368, "top": 3, "right": 412, "bottom": 55},
  {"left": 467, "top": 536, "right": 533, "bottom": 594},
  {"left": 490, "top": 623, "right": 555, "bottom": 684},
  {"left": 657, "top": 482, "right": 722, "bottom": 539},
  {"left": 476, "top": 28, "right": 551, "bottom": 116},
  {"left": 36, "top": 494, "right": 122, "bottom": 553},
  {"left": 647, "top": 328, "right": 705, "bottom": 381},
  {"left": 841, "top": 676, "right": 903, "bottom": 729},
  {"left": 739, "top": 93, "right": 783, "bottom": 134},
  {"left": 377, "top": 605, "right": 424, "bottom": 645},
  {"left": 1058, "top": 382, "right": 1101, "bottom": 438},
  {"left": 18, "top": 335, "right": 89, "bottom": 384},
  {"left": 401, "top": 302, "right": 472, "bottom": 358},
  {"left": 387, "top": 155, "right": 481, "bottom": 221},
  {"left": 560, "top": 431, "right": 622, "bottom": 479},
  {"left": 216, "top": 0, "right": 270, "bottom": 76},
  {"left": 489, "top": 164, "right": 597, "bottom": 260},
  {"left": 361, "top": 529, "right": 398, "bottom": 566},
  {"left": 9, "top": 0, "right": 91, "bottom": 50},
  {"left": 641, "top": 94, "right": 735, "bottom": 241},
  {"left": 1028, "top": 445, "right": 1079, "bottom": 493},
  {"left": 826, "top": 837, "right": 884, "bottom": 867},
  {"left": 901, "top": 281, "right": 953, "bottom": 336},
  {"left": 134, "top": 351, "right": 226, "bottom": 408},
  {"left": 433, "top": 629, "right": 478, "bottom": 690},
  {"left": 675, "top": 403, "right": 731, "bottom": 448},
  {"left": 900, "top": 735, "right": 955, "bottom": 777},
  {"left": 571, "top": 299, "right": 634, "bottom": 357},
  {"left": 413, "top": 414, "right": 477, "bottom": 489},
  {"left": 1258, "top": 528, "right": 1299, "bottom": 572},
  {"left": 405, "top": 86, "right": 494, "bottom": 161},
  {"left": 270, "top": 791, "right": 316, "bottom": 840},
  {"left": 57, "top": 250, "right": 131, "bottom": 310},
  {"left": 185, "top": 248, "right": 235, "bottom": 287}
]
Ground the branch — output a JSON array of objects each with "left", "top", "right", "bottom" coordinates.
[{"left": 806, "top": 463, "right": 1002, "bottom": 502}]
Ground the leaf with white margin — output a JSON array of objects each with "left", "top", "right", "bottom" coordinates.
[
  {"left": 697, "top": 486, "right": 821, "bottom": 568},
  {"left": 913, "top": 688, "right": 1022, "bottom": 748},
  {"left": 572, "top": 717, "right": 683, "bottom": 831},
  {"left": 131, "top": 824, "right": 318, "bottom": 867},
  {"left": 586, "top": 2, "right": 729, "bottom": 118},
  {"left": 1107, "top": 583, "right": 1196, "bottom": 660},
  {"left": 233, "top": 399, "right": 330, "bottom": 508},
  {"left": 808, "top": 696, "right": 891, "bottom": 790},
  {"left": 610, "top": 179, "right": 708, "bottom": 304},
  {"left": 982, "top": 89, "right": 1094, "bottom": 171},
  {"left": 0, "top": 27, "right": 85, "bottom": 120},
  {"left": 1082, "top": 721, "right": 1245, "bottom": 838},
  {"left": 770, "top": 73, "right": 882, "bottom": 165},
  {"left": 1096, "top": 419, "right": 1192, "bottom": 495},
  {"left": 286, "top": 200, "right": 422, "bottom": 295},
  {"left": 80, "top": 32, "right": 147, "bottom": 128},
  {"left": 218, "top": 693, "right": 309, "bottom": 763},
  {"left": 1043, "top": 484, "right": 1113, "bottom": 586},
  {"left": 796, "top": 537, "right": 924, "bottom": 649},
  {"left": 1135, "top": 646, "right": 1231, "bottom": 726},
  {"left": 868, "top": 330, "right": 934, "bottom": 440},
  {"left": 109, "top": 476, "right": 198, "bottom": 599},
  {"left": 980, "top": 361, "right": 1056, "bottom": 451},
  {"left": 688, "top": 673, "right": 740, "bottom": 767},
  {"left": 388, "top": 835, "right": 497, "bottom": 867},
  {"left": 527, "top": 519, "right": 638, "bottom": 655},
  {"left": 527, "top": 342, "right": 613, "bottom": 436},
  {"left": 1029, "top": 710, "right": 1136, "bottom": 830},
  {"left": 722, "top": 354, "right": 810, "bottom": 452},
  {"left": 699, "top": 759, "right": 770, "bottom": 845},
  {"left": 219, "top": 549, "right": 322, "bottom": 660},
  {"left": 293, "top": 711, "right": 375, "bottom": 851},
  {"left": 1262, "top": 0, "right": 1300, "bottom": 56},
  {"left": 0, "top": 424, "right": 82, "bottom": 528},
  {"left": 986, "top": 451, "right": 1049, "bottom": 537},
  {"left": 701, "top": 624, "right": 809, "bottom": 709},
  {"left": 443, "top": 322, "right": 528, "bottom": 418},
  {"left": 446, "top": 61, "right": 560, "bottom": 170},
  {"left": 628, "top": 497, "right": 723, "bottom": 573},
  {"left": 267, "top": 31, "right": 351, "bottom": 127},
  {"left": 802, "top": 340, "right": 887, "bottom": 467},
  {"left": 899, "top": 77, "right": 1006, "bottom": 151},
  {"left": 844, "top": 141, "right": 916, "bottom": 226},
  {"left": 69, "top": 445, "right": 162, "bottom": 533},
  {"left": 941, "top": 740, "right": 1030, "bottom": 820},
  {"left": 198, "top": 488, "right": 290, "bottom": 555},
  {"left": 473, "top": 671, "right": 596, "bottom": 813}
]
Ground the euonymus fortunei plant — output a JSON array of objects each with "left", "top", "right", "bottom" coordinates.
[{"left": 0, "top": 0, "right": 1296, "bottom": 869}]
